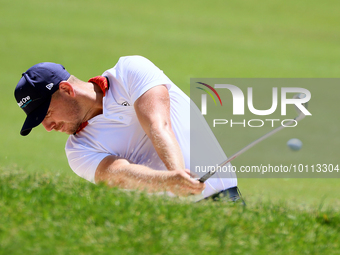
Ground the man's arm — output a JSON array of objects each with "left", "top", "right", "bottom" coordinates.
[
  {"left": 95, "top": 85, "right": 204, "bottom": 196},
  {"left": 134, "top": 85, "right": 185, "bottom": 170},
  {"left": 94, "top": 155, "right": 205, "bottom": 196}
]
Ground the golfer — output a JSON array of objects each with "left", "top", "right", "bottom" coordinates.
[{"left": 15, "top": 56, "right": 241, "bottom": 201}]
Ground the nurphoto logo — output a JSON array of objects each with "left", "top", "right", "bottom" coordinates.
[{"left": 196, "top": 82, "right": 312, "bottom": 128}]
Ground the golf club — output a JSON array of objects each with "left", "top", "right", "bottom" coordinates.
[{"left": 198, "top": 93, "right": 309, "bottom": 183}]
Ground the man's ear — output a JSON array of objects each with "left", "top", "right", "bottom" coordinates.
[{"left": 58, "top": 81, "right": 75, "bottom": 97}]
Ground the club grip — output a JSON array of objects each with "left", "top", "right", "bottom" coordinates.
[{"left": 198, "top": 171, "right": 215, "bottom": 183}]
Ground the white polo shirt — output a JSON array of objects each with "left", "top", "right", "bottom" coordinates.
[{"left": 65, "top": 56, "right": 237, "bottom": 198}]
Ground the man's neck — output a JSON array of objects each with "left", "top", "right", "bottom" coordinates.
[{"left": 82, "top": 82, "right": 104, "bottom": 122}]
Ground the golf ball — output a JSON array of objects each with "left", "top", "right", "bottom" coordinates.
[{"left": 287, "top": 138, "right": 302, "bottom": 151}]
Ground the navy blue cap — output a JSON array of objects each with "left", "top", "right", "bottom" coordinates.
[{"left": 14, "top": 62, "right": 71, "bottom": 136}]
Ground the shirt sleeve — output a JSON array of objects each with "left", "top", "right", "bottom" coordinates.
[
  {"left": 117, "top": 56, "right": 173, "bottom": 103},
  {"left": 65, "top": 137, "right": 110, "bottom": 184}
]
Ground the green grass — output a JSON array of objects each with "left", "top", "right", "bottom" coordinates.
[
  {"left": 0, "top": 0, "right": 339, "bottom": 253},
  {"left": 1, "top": 168, "right": 339, "bottom": 255}
]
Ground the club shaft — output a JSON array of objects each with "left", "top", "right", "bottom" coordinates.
[{"left": 198, "top": 115, "right": 305, "bottom": 182}]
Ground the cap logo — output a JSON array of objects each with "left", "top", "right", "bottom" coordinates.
[
  {"left": 18, "top": 96, "right": 32, "bottom": 108},
  {"left": 46, "top": 83, "right": 54, "bottom": 90}
]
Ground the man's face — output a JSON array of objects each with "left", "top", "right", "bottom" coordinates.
[{"left": 41, "top": 90, "right": 83, "bottom": 135}]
